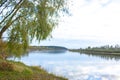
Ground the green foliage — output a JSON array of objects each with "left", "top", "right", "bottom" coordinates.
[
  {"left": 0, "top": 0, "right": 68, "bottom": 58},
  {"left": 0, "top": 40, "right": 28, "bottom": 58}
]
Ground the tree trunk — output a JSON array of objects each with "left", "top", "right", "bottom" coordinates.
[
  {"left": 0, "top": 39, "right": 7, "bottom": 60},
  {"left": 0, "top": 33, "right": 2, "bottom": 40}
]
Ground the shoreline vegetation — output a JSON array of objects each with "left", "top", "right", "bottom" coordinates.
[
  {"left": 0, "top": 59, "right": 68, "bottom": 80},
  {"left": 0, "top": 45, "right": 68, "bottom": 80},
  {"left": 0, "top": 46, "right": 68, "bottom": 80},
  {"left": 69, "top": 44, "right": 120, "bottom": 55},
  {"left": 1, "top": 45, "right": 120, "bottom": 80}
]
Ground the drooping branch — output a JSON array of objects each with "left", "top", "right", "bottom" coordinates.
[
  {"left": 0, "top": 1, "right": 11, "bottom": 14},
  {"left": 0, "top": 0, "right": 7, "bottom": 7},
  {"left": 0, "top": 0, "right": 68, "bottom": 59},
  {"left": 0, "top": 0, "right": 24, "bottom": 39},
  {"left": 0, "top": 0, "right": 23, "bottom": 25},
  {"left": 0, "top": 15, "right": 22, "bottom": 39}
]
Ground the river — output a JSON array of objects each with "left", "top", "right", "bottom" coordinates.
[{"left": 14, "top": 50, "right": 120, "bottom": 80}]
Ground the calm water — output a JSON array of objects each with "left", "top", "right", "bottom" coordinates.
[{"left": 14, "top": 51, "right": 120, "bottom": 80}]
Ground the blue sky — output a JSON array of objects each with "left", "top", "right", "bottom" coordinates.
[{"left": 51, "top": 0, "right": 120, "bottom": 41}]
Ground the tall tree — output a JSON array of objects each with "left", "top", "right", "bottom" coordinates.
[{"left": 0, "top": 0, "right": 68, "bottom": 58}]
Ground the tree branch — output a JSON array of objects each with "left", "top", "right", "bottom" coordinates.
[
  {"left": 0, "top": 0, "right": 23, "bottom": 25},
  {"left": 0, "top": 0, "right": 7, "bottom": 7},
  {"left": 0, "top": 1, "right": 11, "bottom": 14},
  {"left": 0, "top": 15, "right": 23, "bottom": 39}
]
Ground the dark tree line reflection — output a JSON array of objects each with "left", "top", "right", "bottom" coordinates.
[{"left": 79, "top": 52, "right": 120, "bottom": 61}]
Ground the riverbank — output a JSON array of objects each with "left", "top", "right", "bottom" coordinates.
[
  {"left": 70, "top": 49, "right": 120, "bottom": 55},
  {"left": 69, "top": 45, "right": 120, "bottom": 55},
  {"left": 0, "top": 59, "right": 67, "bottom": 80}
]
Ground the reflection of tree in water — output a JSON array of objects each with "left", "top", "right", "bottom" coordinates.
[
  {"left": 80, "top": 52, "right": 120, "bottom": 61},
  {"left": 8, "top": 52, "right": 29, "bottom": 60}
]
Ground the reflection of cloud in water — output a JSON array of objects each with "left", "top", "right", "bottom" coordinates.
[
  {"left": 14, "top": 52, "right": 120, "bottom": 80},
  {"left": 42, "top": 61, "right": 120, "bottom": 80}
]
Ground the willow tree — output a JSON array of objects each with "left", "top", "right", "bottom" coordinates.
[{"left": 0, "top": 0, "right": 68, "bottom": 59}]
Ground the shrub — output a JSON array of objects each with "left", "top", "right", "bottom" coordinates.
[{"left": 0, "top": 61, "right": 14, "bottom": 71}]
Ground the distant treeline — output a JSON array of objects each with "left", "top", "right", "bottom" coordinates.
[
  {"left": 70, "top": 44, "right": 120, "bottom": 54},
  {"left": 86, "top": 44, "right": 120, "bottom": 50},
  {"left": 28, "top": 46, "right": 68, "bottom": 51}
]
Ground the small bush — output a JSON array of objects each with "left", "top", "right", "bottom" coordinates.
[{"left": 0, "top": 61, "right": 14, "bottom": 71}]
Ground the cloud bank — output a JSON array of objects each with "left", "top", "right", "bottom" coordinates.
[{"left": 52, "top": 0, "right": 120, "bottom": 42}]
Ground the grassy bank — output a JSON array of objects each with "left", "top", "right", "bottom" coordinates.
[{"left": 0, "top": 59, "right": 67, "bottom": 80}]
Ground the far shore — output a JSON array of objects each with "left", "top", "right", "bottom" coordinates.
[
  {"left": 69, "top": 49, "right": 120, "bottom": 55},
  {"left": 69, "top": 45, "right": 120, "bottom": 55}
]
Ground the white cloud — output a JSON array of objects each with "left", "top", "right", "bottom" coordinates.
[
  {"left": 46, "top": 62, "right": 120, "bottom": 80},
  {"left": 52, "top": 0, "right": 120, "bottom": 42}
]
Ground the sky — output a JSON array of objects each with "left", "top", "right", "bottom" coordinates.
[
  {"left": 51, "top": 0, "right": 120, "bottom": 42},
  {"left": 32, "top": 0, "right": 120, "bottom": 47}
]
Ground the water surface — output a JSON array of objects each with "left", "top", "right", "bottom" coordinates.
[{"left": 15, "top": 51, "right": 120, "bottom": 80}]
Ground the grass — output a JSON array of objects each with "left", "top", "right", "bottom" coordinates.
[{"left": 0, "top": 59, "right": 68, "bottom": 80}]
